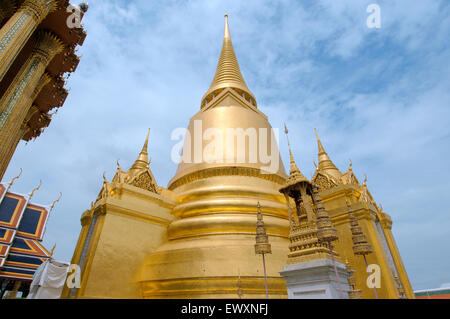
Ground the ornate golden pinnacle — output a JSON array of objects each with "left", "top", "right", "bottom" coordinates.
[
  {"left": 201, "top": 14, "right": 255, "bottom": 107},
  {"left": 311, "top": 185, "right": 338, "bottom": 243},
  {"left": 346, "top": 261, "right": 363, "bottom": 299},
  {"left": 255, "top": 202, "right": 271, "bottom": 255},
  {"left": 346, "top": 200, "right": 372, "bottom": 255},
  {"left": 279, "top": 124, "right": 310, "bottom": 193}
]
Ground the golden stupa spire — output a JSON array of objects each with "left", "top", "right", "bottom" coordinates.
[
  {"left": 130, "top": 129, "right": 151, "bottom": 171},
  {"left": 201, "top": 15, "right": 256, "bottom": 107},
  {"left": 283, "top": 124, "right": 309, "bottom": 185},
  {"left": 314, "top": 128, "right": 341, "bottom": 180}
]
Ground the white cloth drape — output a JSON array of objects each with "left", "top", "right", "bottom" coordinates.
[{"left": 27, "top": 258, "right": 69, "bottom": 299}]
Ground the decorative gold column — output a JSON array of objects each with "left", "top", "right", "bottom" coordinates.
[
  {"left": 0, "top": 31, "right": 62, "bottom": 180},
  {"left": 0, "top": 105, "right": 39, "bottom": 180},
  {"left": 0, "top": 0, "right": 57, "bottom": 81}
]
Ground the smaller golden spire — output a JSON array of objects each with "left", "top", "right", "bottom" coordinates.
[
  {"left": 315, "top": 128, "right": 326, "bottom": 154},
  {"left": 346, "top": 200, "right": 372, "bottom": 255},
  {"left": 359, "top": 175, "right": 371, "bottom": 205},
  {"left": 281, "top": 124, "right": 309, "bottom": 187},
  {"left": 311, "top": 185, "right": 338, "bottom": 243},
  {"left": 284, "top": 124, "right": 298, "bottom": 172},
  {"left": 314, "top": 128, "right": 341, "bottom": 180},
  {"left": 130, "top": 129, "right": 151, "bottom": 171},
  {"left": 254, "top": 202, "right": 271, "bottom": 255}
]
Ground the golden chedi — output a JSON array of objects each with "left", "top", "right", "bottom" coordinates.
[
  {"left": 64, "top": 15, "right": 414, "bottom": 299},
  {"left": 138, "top": 15, "right": 289, "bottom": 299}
]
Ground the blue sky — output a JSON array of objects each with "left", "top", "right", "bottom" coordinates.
[{"left": 3, "top": 0, "right": 450, "bottom": 290}]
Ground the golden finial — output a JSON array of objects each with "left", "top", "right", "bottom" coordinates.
[
  {"left": 348, "top": 159, "right": 352, "bottom": 170},
  {"left": 142, "top": 128, "right": 150, "bottom": 154},
  {"left": 224, "top": 14, "right": 230, "bottom": 39},
  {"left": 363, "top": 175, "right": 367, "bottom": 185},
  {"left": 29, "top": 180, "right": 42, "bottom": 199},
  {"left": 50, "top": 244, "right": 56, "bottom": 256},
  {"left": 7, "top": 168, "right": 22, "bottom": 191},
  {"left": 116, "top": 159, "right": 121, "bottom": 170},
  {"left": 314, "top": 128, "right": 341, "bottom": 179},
  {"left": 49, "top": 192, "right": 62, "bottom": 212},
  {"left": 279, "top": 124, "right": 309, "bottom": 188},
  {"left": 102, "top": 172, "right": 107, "bottom": 183},
  {"left": 313, "top": 161, "right": 318, "bottom": 170},
  {"left": 130, "top": 129, "right": 151, "bottom": 171},
  {"left": 283, "top": 124, "right": 295, "bottom": 165},
  {"left": 201, "top": 14, "right": 255, "bottom": 107},
  {"left": 284, "top": 124, "right": 292, "bottom": 156},
  {"left": 314, "top": 128, "right": 326, "bottom": 154}
]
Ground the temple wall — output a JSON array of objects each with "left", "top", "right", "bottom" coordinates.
[{"left": 63, "top": 185, "right": 176, "bottom": 299}]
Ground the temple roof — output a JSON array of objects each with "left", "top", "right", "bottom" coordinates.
[{"left": 0, "top": 182, "right": 54, "bottom": 281}]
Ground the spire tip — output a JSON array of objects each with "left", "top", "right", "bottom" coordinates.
[{"left": 224, "top": 14, "right": 230, "bottom": 38}]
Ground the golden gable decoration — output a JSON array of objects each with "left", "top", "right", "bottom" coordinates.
[{"left": 130, "top": 171, "right": 159, "bottom": 194}]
